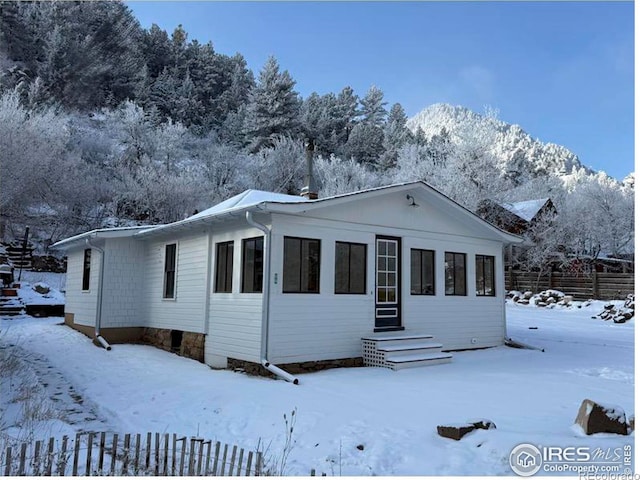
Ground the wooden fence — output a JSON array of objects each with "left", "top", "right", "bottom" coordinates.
[
  {"left": 506, "top": 271, "right": 634, "bottom": 300},
  {"left": 1, "top": 431, "right": 263, "bottom": 476}
]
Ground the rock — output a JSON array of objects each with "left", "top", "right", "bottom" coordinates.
[
  {"left": 574, "top": 399, "right": 628, "bottom": 435},
  {"left": 546, "top": 297, "right": 556, "bottom": 304},
  {"left": 628, "top": 415, "right": 634, "bottom": 433},
  {"left": 437, "top": 419, "right": 496, "bottom": 441},
  {"left": 356, "top": 444, "right": 364, "bottom": 451},
  {"left": 469, "top": 419, "right": 496, "bottom": 430},
  {"left": 604, "top": 303, "right": 615, "bottom": 310},
  {"left": 523, "top": 291, "right": 533, "bottom": 300},
  {"left": 33, "top": 283, "right": 50, "bottom": 294}
]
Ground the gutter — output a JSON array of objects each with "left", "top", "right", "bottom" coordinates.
[
  {"left": 85, "top": 237, "right": 112, "bottom": 351},
  {"left": 245, "top": 211, "right": 299, "bottom": 385}
]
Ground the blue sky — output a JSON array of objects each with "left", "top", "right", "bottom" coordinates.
[{"left": 128, "top": 1, "right": 634, "bottom": 180}]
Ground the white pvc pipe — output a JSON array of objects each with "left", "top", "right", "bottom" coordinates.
[
  {"left": 96, "top": 335, "right": 112, "bottom": 351},
  {"left": 262, "top": 360, "right": 299, "bottom": 385}
]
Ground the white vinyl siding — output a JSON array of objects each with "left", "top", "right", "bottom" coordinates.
[
  {"left": 64, "top": 247, "right": 100, "bottom": 327},
  {"left": 142, "top": 234, "right": 208, "bottom": 333},
  {"left": 206, "top": 223, "right": 266, "bottom": 364},
  {"left": 100, "top": 238, "right": 146, "bottom": 328}
]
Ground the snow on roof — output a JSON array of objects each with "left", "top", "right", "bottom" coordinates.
[
  {"left": 189, "top": 190, "right": 309, "bottom": 221},
  {"left": 51, "top": 225, "right": 155, "bottom": 249},
  {"left": 500, "top": 198, "right": 549, "bottom": 222},
  {"left": 136, "top": 190, "right": 310, "bottom": 237}
]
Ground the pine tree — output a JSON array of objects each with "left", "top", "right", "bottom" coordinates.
[
  {"left": 379, "top": 103, "right": 410, "bottom": 170},
  {"left": 360, "top": 85, "right": 387, "bottom": 126},
  {"left": 244, "top": 56, "right": 301, "bottom": 152}
]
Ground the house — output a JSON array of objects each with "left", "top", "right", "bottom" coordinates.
[
  {"left": 52, "top": 181, "right": 522, "bottom": 382},
  {"left": 476, "top": 198, "right": 556, "bottom": 236}
]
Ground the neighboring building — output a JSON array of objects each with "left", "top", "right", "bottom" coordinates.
[
  {"left": 476, "top": 198, "right": 556, "bottom": 236},
  {"left": 53, "top": 181, "right": 522, "bottom": 380}
]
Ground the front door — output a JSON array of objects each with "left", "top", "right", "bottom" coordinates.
[{"left": 375, "top": 236, "right": 401, "bottom": 329}]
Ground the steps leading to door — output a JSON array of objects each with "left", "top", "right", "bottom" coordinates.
[{"left": 362, "top": 333, "right": 452, "bottom": 370}]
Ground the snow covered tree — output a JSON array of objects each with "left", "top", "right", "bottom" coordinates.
[
  {"left": 379, "top": 103, "right": 411, "bottom": 170},
  {"left": 244, "top": 56, "right": 301, "bottom": 152},
  {"left": 360, "top": 85, "right": 387, "bottom": 126},
  {"left": 315, "top": 155, "right": 380, "bottom": 197}
]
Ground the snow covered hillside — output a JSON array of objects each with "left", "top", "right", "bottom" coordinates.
[
  {"left": 0, "top": 302, "right": 634, "bottom": 475},
  {"left": 407, "top": 103, "right": 596, "bottom": 182}
]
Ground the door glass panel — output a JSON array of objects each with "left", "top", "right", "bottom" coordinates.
[
  {"left": 388, "top": 288, "right": 396, "bottom": 303},
  {"left": 378, "top": 272, "right": 386, "bottom": 287},
  {"left": 378, "top": 241, "right": 387, "bottom": 255},
  {"left": 377, "top": 256, "right": 386, "bottom": 271},
  {"left": 388, "top": 273, "right": 396, "bottom": 286},
  {"left": 387, "top": 257, "right": 396, "bottom": 271},
  {"left": 388, "top": 242, "right": 396, "bottom": 256},
  {"left": 377, "top": 288, "right": 386, "bottom": 303}
]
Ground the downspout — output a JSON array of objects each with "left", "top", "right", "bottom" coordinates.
[
  {"left": 86, "top": 237, "right": 111, "bottom": 351},
  {"left": 245, "top": 210, "right": 299, "bottom": 385}
]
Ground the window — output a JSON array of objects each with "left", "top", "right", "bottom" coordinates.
[
  {"left": 445, "top": 252, "right": 466, "bottom": 296},
  {"left": 411, "top": 249, "right": 435, "bottom": 295},
  {"left": 476, "top": 255, "right": 496, "bottom": 296},
  {"left": 163, "top": 243, "right": 177, "bottom": 299},
  {"left": 214, "top": 241, "right": 234, "bottom": 293},
  {"left": 283, "top": 237, "right": 320, "bottom": 293},
  {"left": 82, "top": 249, "right": 91, "bottom": 291},
  {"left": 335, "top": 242, "right": 366, "bottom": 294},
  {"left": 242, "top": 237, "right": 264, "bottom": 293}
]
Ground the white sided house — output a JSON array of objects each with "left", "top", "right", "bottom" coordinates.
[{"left": 53, "top": 182, "right": 522, "bottom": 382}]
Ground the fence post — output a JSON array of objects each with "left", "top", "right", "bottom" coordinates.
[
  {"left": 34, "top": 440, "right": 42, "bottom": 476},
  {"left": 110, "top": 433, "right": 118, "bottom": 474},
  {"left": 98, "top": 432, "right": 106, "bottom": 474},
  {"left": 86, "top": 431, "right": 94, "bottom": 475},
  {"left": 72, "top": 433, "right": 81, "bottom": 475},
  {"left": 45, "top": 437, "right": 54, "bottom": 476},
  {"left": 18, "top": 442, "right": 27, "bottom": 476},
  {"left": 592, "top": 271, "right": 598, "bottom": 299},
  {"left": 4, "top": 446, "right": 12, "bottom": 476},
  {"left": 58, "top": 436, "right": 68, "bottom": 476}
]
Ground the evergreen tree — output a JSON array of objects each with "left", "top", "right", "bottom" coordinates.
[
  {"left": 360, "top": 85, "right": 387, "bottom": 126},
  {"left": 379, "top": 103, "right": 410, "bottom": 170},
  {"left": 244, "top": 56, "right": 301, "bottom": 152}
]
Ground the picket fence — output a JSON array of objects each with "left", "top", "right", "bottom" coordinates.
[{"left": 1, "top": 431, "right": 263, "bottom": 476}]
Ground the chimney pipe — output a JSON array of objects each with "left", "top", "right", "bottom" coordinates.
[{"left": 301, "top": 138, "right": 318, "bottom": 200}]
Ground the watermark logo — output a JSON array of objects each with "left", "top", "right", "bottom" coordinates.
[
  {"left": 510, "top": 444, "right": 543, "bottom": 476},
  {"left": 509, "top": 443, "right": 632, "bottom": 477}
]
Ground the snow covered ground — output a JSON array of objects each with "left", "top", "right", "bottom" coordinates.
[{"left": 0, "top": 300, "right": 634, "bottom": 475}]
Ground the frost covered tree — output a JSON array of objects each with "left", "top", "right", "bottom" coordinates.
[
  {"left": 360, "top": 85, "right": 387, "bottom": 126},
  {"left": 379, "top": 103, "right": 411, "bottom": 170},
  {"left": 315, "top": 156, "right": 380, "bottom": 197},
  {"left": 244, "top": 56, "right": 301, "bottom": 152},
  {"left": 245, "top": 136, "right": 306, "bottom": 194}
]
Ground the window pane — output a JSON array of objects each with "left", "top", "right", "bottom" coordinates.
[
  {"left": 350, "top": 244, "right": 366, "bottom": 294},
  {"left": 387, "top": 241, "right": 396, "bottom": 256},
  {"left": 302, "top": 239, "right": 320, "bottom": 293},
  {"left": 445, "top": 252, "right": 455, "bottom": 295},
  {"left": 387, "top": 257, "right": 396, "bottom": 272},
  {"left": 82, "top": 249, "right": 91, "bottom": 291},
  {"left": 485, "top": 257, "right": 494, "bottom": 295},
  {"left": 410, "top": 250, "right": 421, "bottom": 294},
  {"left": 377, "top": 256, "right": 386, "bottom": 271},
  {"left": 475, "top": 256, "right": 481, "bottom": 295},
  {"left": 377, "top": 288, "right": 386, "bottom": 303},
  {"left": 422, "top": 250, "right": 435, "bottom": 295},
  {"left": 454, "top": 253, "right": 466, "bottom": 295},
  {"left": 283, "top": 237, "right": 301, "bottom": 292},
  {"left": 253, "top": 238, "right": 263, "bottom": 292},
  {"left": 215, "top": 242, "right": 233, "bottom": 293},
  {"left": 378, "top": 241, "right": 387, "bottom": 256},
  {"left": 387, "top": 288, "right": 396, "bottom": 303},
  {"left": 387, "top": 272, "right": 396, "bottom": 287},
  {"left": 377, "top": 272, "right": 386, "bottom": 287},
  {"left": 164, "top": 244, "right": 177, "bottom": 298},
  {"left": 335, "top": 242, "right": 349, "bottom": 294}
]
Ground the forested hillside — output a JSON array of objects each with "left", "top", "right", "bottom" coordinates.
[{"left": 0, "top": 1, "right": 633, "bottom": 271}]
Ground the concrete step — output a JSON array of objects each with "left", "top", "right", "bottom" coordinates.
[
  {"left": 362, "top": 333, "right": 434, "bottom": 341},
  {"left": 386, "top": 351, "right": 453, "bottom": 370}
]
